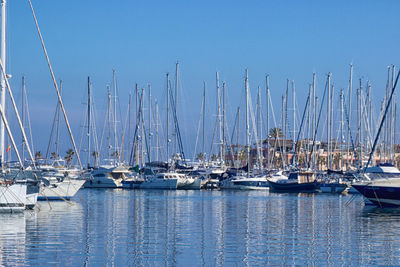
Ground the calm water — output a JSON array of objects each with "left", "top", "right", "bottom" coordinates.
[{"left": 1, "top": 189, "right": 400, "bottom": 266}]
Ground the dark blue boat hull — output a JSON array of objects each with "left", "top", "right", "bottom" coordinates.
[
  {"left": 268, "top": 180, "right": 318, "bottom": 192},
  {"left": 352, "top": 184, "right": 400, "bottom": 207}
]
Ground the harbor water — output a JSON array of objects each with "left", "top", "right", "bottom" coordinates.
[{"left": 1, "top": 189, "right": 400, "bottom": 266}]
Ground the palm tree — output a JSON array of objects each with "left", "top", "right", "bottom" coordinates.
[
  {"left": 268, "top": 127, "right": 284, "bottom": 139},
  {"left": 112, "top": 150, "right": 120, "bottom": 160},
  {"left": 196, "top": 152, "right": 205, "bottom": 162},
  {"left": 65, "top": 149, "right": 74, "bottom": 167},
  {"left": 50, "top": 152, "right": 58, "bottom": 160},
  {"left": 35, "top": 151, "right": 42, "bottom": 160}
]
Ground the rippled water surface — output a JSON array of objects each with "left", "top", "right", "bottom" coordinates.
[{"left": 1, "top": 189, "right": 400, "bottom": 266}]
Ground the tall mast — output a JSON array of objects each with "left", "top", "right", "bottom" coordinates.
[
  {"left": 391, "top": 66, "right": 396, "bottom": 162},
  {"left": 140, "top": 87, "right": 145, "bottom": 167},
  {"left": 285, "top": 79, "right": 289, "bottom": 165},
  {"left": 112, "top": 69, "right": 118, "bottom": 164},
  {"left": 127, "top": 92, "right": 132, "bottom": 163},
  {"left": 245, "top": 69, "right": 250, "bottom": 177},
  {"left": 236, "top": 107, "right": 240, "bottom": 167},
  {"left": 359, "top": 79, "right": 363, "bottom": 168},
  {"left": 107, "top": 85, "right": 112, "bottom": 160},
  {"left": 87, "top": 76, "right": 91, "bottom": 168},
  {"left": 292, "top": 80, "right": 296, "bottom": 167},
  {"left": 222, "top": 81, "right": 226, "bottom": 164},
  {"left": 174, "top": 62, "right": 178, "bottom": 155},
  {"left": 216, "top": 72, "right": 222, "bottom": 163},
  {"left": 340, "top": 89, "right": 344, "bottom": 170},
  {"left": 135, "top": 84, "right": 138, "bottom": 165},
  {"left": 0, "top": 0, "right": 6, "bottom": 165},
  {"left": 155, "top": 100, "right": 160, "bottom": 162},
  {"left": 55, "top": 81, "right": 62, "bottom": 157},
  {"left": 346, "top": 64, "right": 353, "bottom": 169},
  {"left": 257, "top": 86, "right": 262, "bottom": 169},
  {"left": 306, "top": 84, "right": 312, "bottom": 166},
  {"left": 327, "top": 73, "right": 331, "bottom": 170},
  {"left": 22, "top": 76, "right": 25, "bottom": 162},
  {"left": 148, "top": 84, "right": 151, "bottom": 162},
  {"left": 281, "top": 95, "right": 286, "bottom": 169},
  {"left": 202, "top": 81, "right": 206, "bottom": 158},
  {"left": 166, "top": 73, "right": 170, "bottom": 163},
  {"left": 266, "top": 75, "right": 270, "bottom": 169},
  {"left": 312, "top": 73, "right": 316, "bottom": 169}
]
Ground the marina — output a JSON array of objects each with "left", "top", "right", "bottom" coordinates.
[
  {"left": 1, "top": 189, "right": 400, "bottom": 266},
  {"left": 0, "top": 0, "right": 400, "bottom": 265}
]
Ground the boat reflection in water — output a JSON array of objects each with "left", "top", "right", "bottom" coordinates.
[{"left": 1, "top": 190, "right": 400, "bottom": 265}]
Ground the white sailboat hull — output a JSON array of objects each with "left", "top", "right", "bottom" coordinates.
[
  {"left": 0, "top": 183, "right": 26, "bottom": 212},
  {"left": 38, "top": 179, "right": 85, "bottom": 200}
]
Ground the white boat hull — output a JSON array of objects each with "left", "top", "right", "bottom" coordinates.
[
  {"left": 84, "top": 177, "right": 122, "bottom": 188},
  {"left": 139, "top": 178, "right": 178, "bottom": 189},
  {"left": 38, "top": 179, "right": 85, "bottom": 200},
  {"left": 0, "top": 183, "right": 27, "bottom": 212},
  {"left": 219, "top": 177, "right": 269, "bottom": 190},
  {"left": 177, "top": 177, "right": 201, "bottom": 190}
]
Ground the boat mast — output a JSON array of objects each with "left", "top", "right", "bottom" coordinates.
[
  {"left": 202, "top": 81, "right": 206, "bottom": 161},
  {"left": 359, "top": 79, "right": 363, "bottom": 168},
  {"left": 216, "top": 72, "right": 223, "bottom": 164},
  {"left": 281, "top": 95, "right": 286, "bottom": 169},
  {"left": 292, "top": 80, "right": 296, "bottom": 167},
  {"left": 112, "top": 70, "right": 118, "bottom": 164},
  {"left": 345, "top": 65, "right": 353, "bottom": 170},
  {"left": 312, "top": 73, "right": 316, "bottom": 170},
  {"left": 245, "top": 69, "right": 250, "bottom": 177},
  {"left": 0, "top": 0, "right": 6, "bottom": 165},
  {"left": 21, "top": 76, "right": 25, "bottom": 162},
  {"left": 285, "top": 79, "right": 289, "bottom": 168},
  {"left": 306, "top": 84, "right": 312, "bottom": 167},
  {"left": 266, "top": 75, "right": 270, "bottom": 170},
  {"left": 148, "top": 84, "right": 151, "bottom": 163},
  {"left": 391, "top": 66, "right": 396, "bottom": 163},
  {"left": 174, "top": 62, "right": 178, "bottom": 156},
  {"left": 166, "top": 73, "right": 170, "bottom": 163},
  {"left": 127, "top": 92, "right": 132, "bottom": 163},
  {"left": 135, "top": 84, "right": 138, "bottom": 166},
  {"left": 155, "top": 100, "right": 160, "bottom": 162},
  {"left": 340, "top": 89, "right": 344, "bottom": 170},
  {"left": 327, "top": 73, "right": 331, "bottom": 170},
  {"left": 237, "top": 107, "right": 240, "bottom": 167},
  {"left": 87, "top": 76, "right": 91, "bottom": 168},
  {"left": 107, "top": 85, "right": 112, "bottom": 160},
  {"left": 222, "top": 81, "right": 226, "bottom": 165},
  {"left": 140, "top": 87, "right": 145, "bottom": 167},
  {"left": 55, "top": 81, "right": 62, "bottom": 158}
]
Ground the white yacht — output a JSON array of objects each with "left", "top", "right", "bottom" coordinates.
[
  {"left": 84, "top": 164, "right": 132, "bottom": 188},
  {"left": 219, "top": 173, "right": 269, "bottom": 190},
  {"left": 139, "top": 172, "right": 180, "bottom": 189},
  {"left": 352, "top": 164, "right": 400, "bottom": 207}
]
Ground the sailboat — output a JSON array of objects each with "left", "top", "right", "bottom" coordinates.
[
  {"left": 0, "top": 0, "right": 38, "bottom": 211},
  {"left": 83, "top": 72, "right": 132, "bottom": 188},
  {"left": 352, "top": 69, "right": 400, "bottom": 207},
  {"left": 219, "top": 70, "right": 269, "bottom": 190}
]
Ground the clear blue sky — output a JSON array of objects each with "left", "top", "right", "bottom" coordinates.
[{"left": 4, "top": 0, "right": 400, "bottom": 161}]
